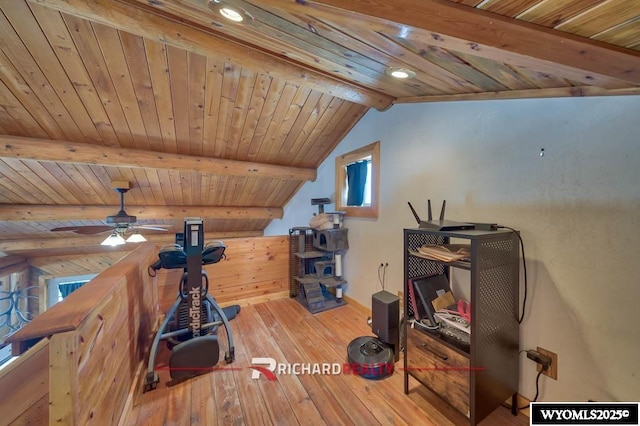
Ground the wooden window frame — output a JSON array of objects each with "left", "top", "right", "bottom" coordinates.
[{"left": 335, "top": 141, "right": 380, "bottom": 218}]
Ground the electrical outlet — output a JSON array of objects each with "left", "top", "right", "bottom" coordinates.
[{"left": 537, "top": 346, "right": 558, "bottom": 380}]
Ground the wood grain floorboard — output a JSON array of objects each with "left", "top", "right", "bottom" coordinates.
[{"left": 125, "top": 298, "right": 529, "bottom": 425}]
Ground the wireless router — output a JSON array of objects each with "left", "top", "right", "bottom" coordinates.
[{"left": 407, "top": 200, "right": 475, "bottom": 231}]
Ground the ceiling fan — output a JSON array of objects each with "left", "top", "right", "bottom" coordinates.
[{"left": 51, "top": 182, "right": 170, "bottom": 244}]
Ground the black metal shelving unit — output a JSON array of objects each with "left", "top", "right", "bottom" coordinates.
[{"left": 403, "top": 227, "right": 520, "bottom": 425}]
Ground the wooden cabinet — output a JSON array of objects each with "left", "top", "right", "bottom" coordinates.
[
  {"left": 402, "top": 227, "right": 520, "bottom": 425},
  {"left": 406, "top": 327, "right": 470, "bottom": 415}
]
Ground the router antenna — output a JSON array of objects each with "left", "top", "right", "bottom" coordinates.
[
  {"left": 407, "top": 202, "right": 421, "bottom": 225},
  {"left": 440, "top": 200, "right": 446, "bottom": 221},
  {"left": 427, "top": 199, "right": 432, "bottom": 221}
]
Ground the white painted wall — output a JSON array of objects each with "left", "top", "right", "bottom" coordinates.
[{"left": 265, "top": 96, "right": 640, "bottom": 403}]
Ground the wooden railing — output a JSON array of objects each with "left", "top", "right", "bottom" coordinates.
[
  {"left": 0, "top": 235, "right": 290, "bottom": 425},
  {"left": 0, "top": 338, "right": 49, "bottom": 424},
  {"left": 3, "top": 243, "right": 159, "bottom": 425}
]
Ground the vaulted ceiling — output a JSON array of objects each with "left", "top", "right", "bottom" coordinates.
[{"left": 0, "top": 0, "right": 639, "bottom": 259}]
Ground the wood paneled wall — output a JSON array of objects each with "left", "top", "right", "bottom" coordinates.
[
  {"left": 0, "top": 338, "right": 49, "bottom": 425},
  {"left": 156, "top": 235, "right": 289, "bottom": 311}
]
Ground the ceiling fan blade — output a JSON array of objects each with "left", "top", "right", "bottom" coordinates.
[
  {"left": 51, "top": 225, "right": 115, "bottom": 235},
  {"left": 134, "top": 225, "right": 170, "bottom": 232}
]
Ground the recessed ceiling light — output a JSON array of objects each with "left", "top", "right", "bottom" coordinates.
[
  {"left": 220, "top": 7, "right": 244, "bottom": 22},
  {"left": 386, "top": 67, "right": 416, "bottom": 79},
  {"left": 208, "top": 1, "right": 253, "bottom": 24}
]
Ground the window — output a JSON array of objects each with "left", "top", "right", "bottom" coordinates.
[
  {"left": 0, "top": 345, "right": 16, "bottom": 370},
  {"left": 57, "top": 281, "right": 89, "bottom": 299},
  {"left": 47, "top": 274, "right": 96, "bottom": 308},
  {"left": 335, "top": 141, "right": 380, "bottom": 218}
]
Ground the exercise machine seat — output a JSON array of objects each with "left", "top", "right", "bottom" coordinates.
[{"left": 169, "top": 335, "right": 220, "bottom": 381}]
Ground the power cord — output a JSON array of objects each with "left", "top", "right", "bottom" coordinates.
[
  {"left": 378, "top": 262, "right": 388, "bottom": 291},
  {"left": 503, "top": 350, "right": 550, "bottom": 411},
  {"left": 517, "top": 367, "right": 546, "bottom": 410},
  {"left": 148, "top": 265, "right": 157, "bottom": 277},
  {"left": 410, "top": 318, "right": 439, "bottom": 331},
  {"left": 498, "top": 225, "right": 527, "bottom": 324}
]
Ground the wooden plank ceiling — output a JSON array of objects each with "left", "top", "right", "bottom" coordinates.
[{"left": 0, "top": 0, "right": 638, "bottom": 259}]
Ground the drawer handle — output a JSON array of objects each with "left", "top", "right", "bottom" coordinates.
[{"left": 420, "top": 343, "right": 448, "bottom": 361}]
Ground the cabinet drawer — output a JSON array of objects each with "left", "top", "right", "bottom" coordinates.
[{"left": 406, "top": 327, "right": 470, "bottom": 416}]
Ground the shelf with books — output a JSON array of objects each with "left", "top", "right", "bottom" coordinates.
[
  {"left": 408, "top": 249, "right": 471, "bottom": 270},
  {"left": 403, "top": 227, "right": 520, "bottom": 425}
]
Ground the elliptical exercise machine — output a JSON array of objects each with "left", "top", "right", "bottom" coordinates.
[{"left": 145, "top": 217, "right": 239, "bottom": 391}]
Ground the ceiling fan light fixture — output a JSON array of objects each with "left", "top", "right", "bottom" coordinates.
[
  {"left": 101, "top": 232, "right": 126, "bottom": 247},
  {"left": 386, "top": 67, "right": 416, "bottom": 79},
  {"left": 126, "top": 233, "right": 147, "bottom": 243},
  {"left": 208, "top": 1, "right": 253, "bottom": 24}
]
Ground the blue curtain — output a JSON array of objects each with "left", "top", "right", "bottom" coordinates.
[
  {"left": 346, "top": 160, "right": 369, "bottom": 206},
  {"left": 58, "top": 282, "right": 86, "bottom": 299}
]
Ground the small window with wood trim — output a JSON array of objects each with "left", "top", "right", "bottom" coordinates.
[{"left": 335, "top": 141, "right": 380, "bottom": 218}]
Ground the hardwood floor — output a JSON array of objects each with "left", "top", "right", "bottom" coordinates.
[{"left": 124, "top": 298, "right": 529, "bottom": 425}]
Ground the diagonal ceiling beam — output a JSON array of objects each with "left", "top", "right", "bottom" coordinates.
[
  {"left": 0, "top": 254, "right": 27, "bottom": 269},
  {"left": 27, "top": 0, "right": 394, "bottom": 109},
  {"left": 0, "top": 254, "right": 28, "bottom": 276},
  {"left": 303, "top": 0, "right": 640, "bottom": 88},
  {"left": 0, "top": 205, "right": 282, "bottom": 221},
  {"left": 0, "top": 260, "right": 29, "bottom": 276},
  {"left": 0, "top": 135, "right": 315, "bottom": 181}
]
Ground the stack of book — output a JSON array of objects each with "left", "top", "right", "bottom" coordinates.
[{"left": 409, "top": 244, "right": 471, "bottom": 262}]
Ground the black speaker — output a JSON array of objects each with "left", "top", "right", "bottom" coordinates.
[{"left": 371, "top": 290, "right": 399, "bottom": 346}]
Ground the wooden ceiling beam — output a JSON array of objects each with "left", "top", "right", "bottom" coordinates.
[
  {"left": 0, "top": 261, "right": 29, "bottom": 277},
  {"left": 0, "top": 135, "right": 315, "bottom": 181},
  {"left": 304, "top": 0, "right": 640, "bottom": 88},
  {"left": 0, "top": 254, "right": 27, "bottom": 269},
  {"left": 0, "top": 255, "right": 28, "bottom": 276},
  {"left": 27, "top": 0, "right": 394, "bottom": 110},
  {"left": 398, "top": 86, "right": 640, "bottom": 103},
  {"left": 0, "top": 205, "right": 282, "bottom": 221},
  {"left": 2, "top": 232, "right": 264, "bottom": 252}
]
